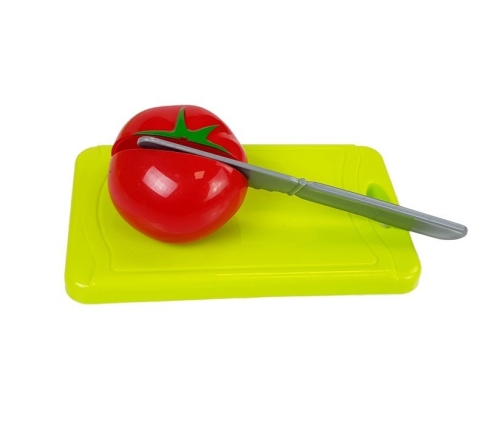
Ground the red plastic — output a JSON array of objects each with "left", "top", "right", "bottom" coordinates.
[
  {"left": 113, "top": 105, "right": 247, "bottom": 162},
  {"left": 108, "top": 106, "right": 248, "bottom": 243}
]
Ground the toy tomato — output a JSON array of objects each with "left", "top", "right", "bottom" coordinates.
[{"left": 108, "top": 105, "right": 248, "bottom": 243}]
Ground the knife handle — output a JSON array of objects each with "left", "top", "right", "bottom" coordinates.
[{"left": 294, "top": 182, "right": 467, "bottom": 240}]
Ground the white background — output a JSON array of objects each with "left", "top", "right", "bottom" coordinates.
[{"left": 1, "top": 1, "right": 500, "bottom": 429}]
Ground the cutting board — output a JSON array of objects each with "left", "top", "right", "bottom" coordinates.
[{"left": 65, "top": 144, "right": 420, "bottom": 303}]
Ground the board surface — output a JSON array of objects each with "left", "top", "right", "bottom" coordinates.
[{"left": 65, "top": 144, "right": 420, "bottom": 303}]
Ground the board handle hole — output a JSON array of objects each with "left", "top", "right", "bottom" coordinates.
[{"left": 366, "top": 183, "right": 391, "bottom": 228}]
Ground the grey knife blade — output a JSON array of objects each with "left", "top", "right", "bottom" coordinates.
[{"left": 137, "top": 136, "right": 467, "bottom": 240}]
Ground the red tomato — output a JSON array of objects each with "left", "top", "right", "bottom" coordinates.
[
  {"left": 108, "top": 105, "right": 248, "bottom": 243},
  {"left": 113, "top": 105, "right": 247, "bottom": 162}
]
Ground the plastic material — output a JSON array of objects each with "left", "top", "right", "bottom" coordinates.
[
  {"left": 108, "top": 149, "right": 248, "bottom": 243},
  {"left": 138, "top": 136, "right": 467, "bottom": 240},
  {"left": 113, "top": 105, "right": 247, "bottom": 161},
  {"left": 65, "top": 144, "right": 421, "bottom": 304},
  {"left": 109, "top": 105, "right": 249, "bottom": 242}
]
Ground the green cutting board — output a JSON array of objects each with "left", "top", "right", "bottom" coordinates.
[{"left": 65, "top": 144, "right": 420, "bottom": 303}]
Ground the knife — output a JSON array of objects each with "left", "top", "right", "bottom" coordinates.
[{"left": 137, "top": 136, "right": 467, "bottom": 240}]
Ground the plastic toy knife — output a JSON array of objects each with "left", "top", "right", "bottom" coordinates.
[{"left": 137, "top": 136, "right": 467, "bottom": 240}]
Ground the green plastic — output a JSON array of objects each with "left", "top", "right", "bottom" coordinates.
[
  {"left": 136, "top": 107, "right": 231, "bottom": 154},
  {"left": 65, "top": 144, "right": 420, "bottom": 304}
]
